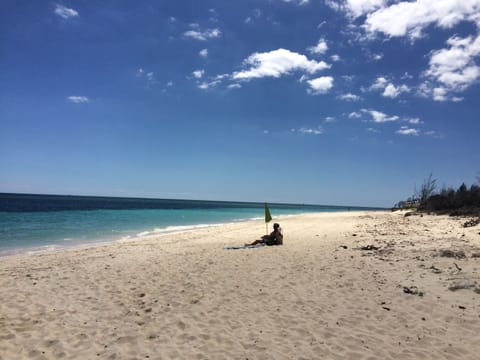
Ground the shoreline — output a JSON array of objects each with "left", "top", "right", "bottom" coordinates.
[
  {"left": 2, "top": 210, "right": 479, "bottom": 359},
  {"left": 0, "top": 220, "right": 238, "bottom": 258},
  {"left": 0, "top": 214, "right": 265, "bottom": 258},
  {"left": 0, "top": 209, "right": 375, "bottom": 258}
]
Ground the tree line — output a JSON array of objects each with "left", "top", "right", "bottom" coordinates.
[{"left": 395, "top": 173, "right": 480, "bottom": 216}]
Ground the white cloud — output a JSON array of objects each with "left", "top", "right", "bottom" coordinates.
[
  {"left": 54, "top": 4, "right": 79, "bottom": 19},
  {"left": 370, "top": 76, "right": 388, "bottom": 90},
  {"left": 382, "top": 83, "right": 410, "bottom": 98},
  {"left": 192, "top": 70, "right": 205, "bottom": 79},
  {"left": 245, "top": 8, "right": 262, "bottom": 23},
  {"left": 308, "top": 39, "right": 328, "bottom": 55},
  {"left": 372, "top": 53, "right": 383, "bottom": 61},
  {"left": 326, "top": 0, "right": 386, "bottom": 18},
  {"left": 198, "top": 83, "right": 210, "bottom": 90},
  {"left": 307, "top": 76, "right": 334, "bottom": 94},
  {"left": 348, "top": 111, "right": 362, "bottom": 119},
  {"left": 67, "top": 96, "right": 89, "bottom": 103},
  {"left": 369, "top": 77, "right": 409, "bottom": 98},
  {"left": 424, "top": 34, "right": 480, "bottom": 99},
  {"left": 184, "top": 25, "right": 221, "bottom": 41},
  {"left": 208, "top": 48, "right": 332, "bottom": 92},
  {"left": 136, "top": 68, "right": 157, "bottom": 86},
  {"left": 228, "top": 84, "right": 242, "bottom": 89},
  {"left": 208, "top": 8, "right": 219, "bottom": 23},
  {"left": 364, "top": 0, "right": 480, "bottom": 40},
  {"left": 396, "top": 126, "right": 420, "bottom": 136},
  {"left": 199, "top": 49, "right": 208, "bottom": 58},
  {"left": 324, "top": 0, "right": 342, "bottom": 12},
  {"left": 330, "top": 54, "right": 341, "bottom": 62},
  {"left": 339, "top": 93, "right": 361, "bottom": 101},
  {"left": 214, "top": 74, "right": 230, "bottom": 81},
  {"left": 424, "top": 130, "right": 443, "bottom": 138},
  {"left": 325, "top": 116, "right": 336, "bottom": 123},
  {"left": 417, "top": 81, "right": 431, "bottom": 98},
  {"left": 433, "top": 87, "right": 448, "bottom": 101},
  {"left": 198, "top": 80, "right": 221, "bottom": 90},
  {"left": 232, "top": 48, "right": 330, "bottom": 80},
  {"left": 361, "top": 108, "right": 399, "bottom": 123},
  {"left": 330, "top": 1, "right": 480, "bottom": 101},
  {"left": 299, "top": 127, "right": 323, "bottom": 135},
  {"left": 299, "top": 74, "right": 308, "bottom": 82},
  {"left": 283, "top": 0, "right": 310, "bottom": 5},
  {"left": 407, "top": 117, "right": 422, "bottom": 124}
]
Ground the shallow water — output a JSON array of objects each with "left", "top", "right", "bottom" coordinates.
[{"left": 0, "top": 193, "right": 379, "bottom": 254}]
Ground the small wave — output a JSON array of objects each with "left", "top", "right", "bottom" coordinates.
[
  {"left": 132, "top": 216, "right": 275, "bottom": 239},
  {"left": 24, "top": 244, "right": 62, "bottom": 255},
  {"left": 131, "top": 222, "right": 234, "bottom": 239},
  {"left": 136, "top": 231, "right": 151, "bottom": 237},
  {"left": 156, "top": 223, "right": 214, "bottom": 232}
]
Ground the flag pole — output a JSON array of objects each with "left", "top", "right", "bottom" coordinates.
[{"left": 264, "top": 202, "right": 272, "bottom": 235}]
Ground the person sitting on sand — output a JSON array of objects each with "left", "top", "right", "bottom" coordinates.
[{"left": 246, "top": 223, "right": 283, "bottom": 246}]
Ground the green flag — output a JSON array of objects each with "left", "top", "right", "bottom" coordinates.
[{"left": 265, "top": 202, "right": 272, "bottom": 223}]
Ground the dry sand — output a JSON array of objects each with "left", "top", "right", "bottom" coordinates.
[{"left": 1, "top": 211, "right": 480, "bottom": 359}]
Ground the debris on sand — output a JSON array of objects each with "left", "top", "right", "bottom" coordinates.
[
  {"left": 358, "top": 245, "right": 380, "bottom": 251},
  {"left": 403, "top": 286, "right": 424, "bottom": 296},
  {"left": 463, "top": 218, "right": 480, "bottom": 228},
  {"left": 448, "top": 282, "right": 476, "bottom": 291},
  {"left": 438, "top": 249, "right": 466, "bottom": 259}
]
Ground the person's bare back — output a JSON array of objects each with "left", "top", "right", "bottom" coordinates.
[{"left": 246, "top": 223, "right": 283, "bottom": 246}]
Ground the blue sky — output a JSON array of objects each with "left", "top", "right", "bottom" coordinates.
[{"left": 1, "top": 0, "right": 479, "bottom": 207}]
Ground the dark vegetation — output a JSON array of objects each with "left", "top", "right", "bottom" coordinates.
[
  {"left": 423, "top": 183, "right": 480, "bottom": 216},
  {"left": 395, "top": 173, "right": 480, "bottom": 217}
]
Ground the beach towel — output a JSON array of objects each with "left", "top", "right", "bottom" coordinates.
[{"left": 224, "top": 244, "right": 265, "bottom": 250}]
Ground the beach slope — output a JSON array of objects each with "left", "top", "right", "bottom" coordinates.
[{"left": 1, "top": 211, "right": 480, "bottom": 359}]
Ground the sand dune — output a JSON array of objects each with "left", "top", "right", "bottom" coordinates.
[{"left": 1, "top": 211, "right": 480, "bottom": 359}]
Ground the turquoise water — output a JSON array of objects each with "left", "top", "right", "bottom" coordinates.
[{"left": 0, "top": 194, "right": 380, "bottom": 254}]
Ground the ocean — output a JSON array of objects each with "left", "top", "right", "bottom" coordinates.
[{"left": 0, "top": 193, "right": 379, "bottom": 255}]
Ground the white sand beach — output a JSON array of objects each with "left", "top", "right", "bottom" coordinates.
[{"left": 1, "top": 211, "right": 480, "bottom": 359}]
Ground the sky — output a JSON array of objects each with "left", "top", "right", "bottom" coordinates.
[{"left": 1, "top": 0, "right": 479, "bottom": 208}]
